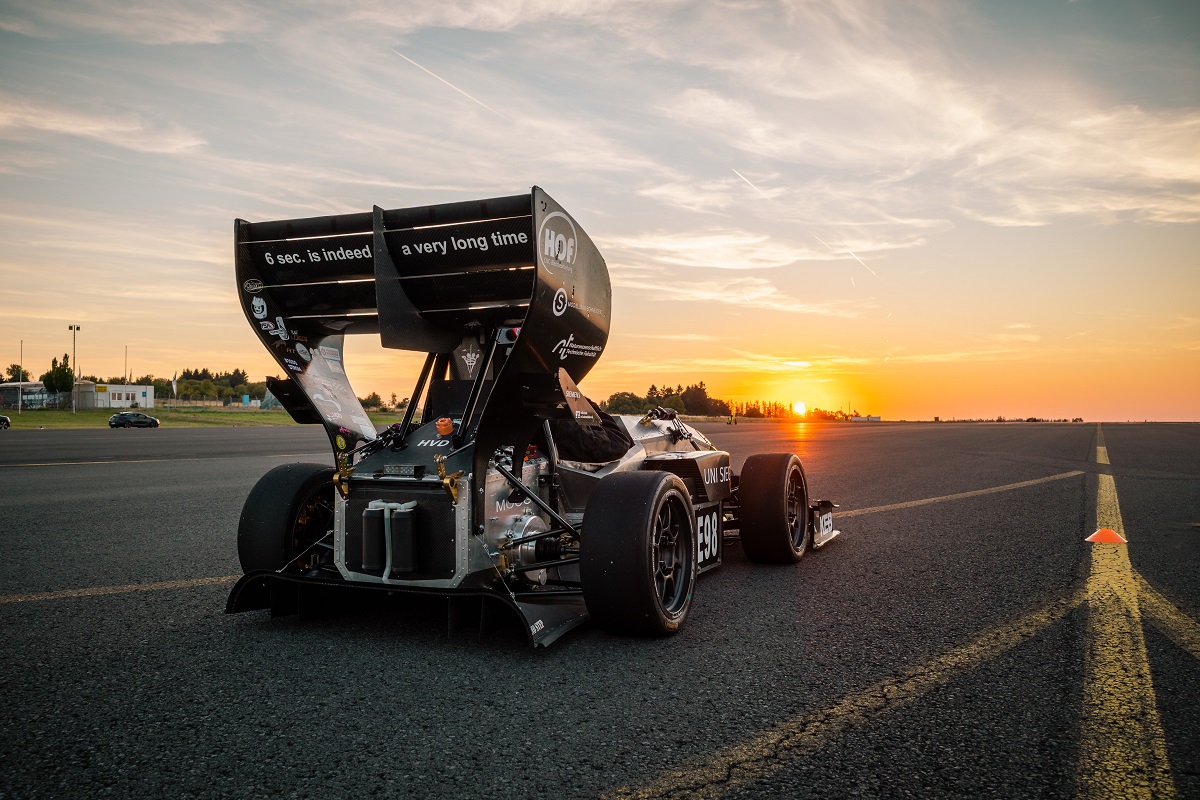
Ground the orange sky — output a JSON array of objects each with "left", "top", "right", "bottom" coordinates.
[{"left": 2, "top": 2, "right": 1198, "bottom": 421}]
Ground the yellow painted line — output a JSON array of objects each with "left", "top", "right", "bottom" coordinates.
[
  {"left": 0, "top": 575, "right": 239, "bottom": 605},
  {"left": 604, "top": 590, "right": 1086, "bottom": 800},
  {"left": 1136, "top": 574, "right": 1200, "bottom": 662},
  {"left": 1077, "top": 429, "right": 1175, "bottom": 800},
  {"left": 837, "top": 470, "right": 1085, "bottom": 518}
]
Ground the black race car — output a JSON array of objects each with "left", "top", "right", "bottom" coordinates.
[{"left": 226, "top": 188, "right": 839, "bottom": 645}]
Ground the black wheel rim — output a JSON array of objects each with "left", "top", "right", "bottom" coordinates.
[
  {"left": 786, "top": 467, "right": 806, "bottom": 551},
  {"left": 288, "top": 483, "right": 335, "bottom": 573},
  {"left": 653, "top": 494, "right": 692, "bottom": 617}
]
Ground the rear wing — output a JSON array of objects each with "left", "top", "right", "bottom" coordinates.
[{"left": 235, "top": 187, "right": 611, "bottom": 451}]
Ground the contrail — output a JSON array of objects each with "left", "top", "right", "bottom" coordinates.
[
  {"left": 734, "top": 169, "right": 878, "bottom": 278},
  {"left": 391, "top": 49, "right": 508, "bottom": 120},
  {"left": 814, "top": 234, "right": 878, "bottom": 277},
  {"left": 732, "top": 169, "right": 775, "bottom": 202}
]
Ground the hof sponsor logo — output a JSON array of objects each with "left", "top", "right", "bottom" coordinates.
[
  {"left": 538, "top": 211, "right": 577, "bottom": 274},
  {"left": 243, "top": 278, "right": 263, "bottom": 293},
  {"left": 551, "top": 333, "right": 602, "bottom": 362}
]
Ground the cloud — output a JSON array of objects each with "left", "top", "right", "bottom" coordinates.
[
  {"left": 610, "top": 264, "right": 864, "bottom": 317},
  {"left": 599, "top": 349, "right": 873, "bottom": 376},
  {"left": 0, "top": 94, "right": 205, "bottom": 154},
  {"left": 956, "top": 106, "right": 1200, "bottom": 225},
  {"left": 0, "top": 0, "right": 267, "bottom": 44},
  {"left": 602, "top": 229, "right": 824, "bottom": 270}
]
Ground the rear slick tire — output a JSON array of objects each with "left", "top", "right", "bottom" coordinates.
[
  {"left": 238, "top": 462, "right": 336, "bottom": 574},
  {"left": 580, "top": 471, "right": 696, "bottom": 636},
  {"left": 738, "top": 453, "right": 811, "bottom": 564}
]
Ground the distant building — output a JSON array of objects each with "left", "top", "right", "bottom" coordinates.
[
  {"left": 76, "top": 382, "right": 156, "bottom": 409},
  {"left": 851, "top": 415, "right": 882, "bottom": 422},
  {"left": 0, "top": 381, "right": 55, "bottom": 409}
]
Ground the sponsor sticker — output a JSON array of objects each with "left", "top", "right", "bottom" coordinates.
[
  {"left": 251, "top": 296, "right": 268, "bottom": 319},
  {"left": 552, "top": 287, "right": 569, "bottom": 316},
  {"left": 458, "top": 341, "right": 482, "bottom": 376},
  {"left": 703, "top": 465, "right": 732, "bottom": 485},
  {"left": 334, "top": 434, "right": 347, "bottom": 450},
  {"left": 268, "top": 316, "right": 290, "bottom": 341},
  {"left": 318, "top": 345, "right": 340, "bottom": 361},
  {"left": 551, "top": 333, "right": 602, "bottom": 361},
  {"left": 538, "top": 211, "right": 577, "bottom": 274},
  {"left": 243, "top": 279, "right": 263, "bottom": 293},
  {"left": 294, "top": 342, "right": 312, "bottom": 362}
]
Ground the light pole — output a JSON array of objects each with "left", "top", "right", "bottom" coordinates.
[
  {"left": 68, "top": 324, "right": 81, "bottom": 414},
  {"left": 18, "top": 339, "right": 22, "bottom": 415}
]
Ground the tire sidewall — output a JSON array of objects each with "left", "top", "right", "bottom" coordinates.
[
  {"left": 581, "top": 471, "right": 697, "bottom": 636},
  {"left": 646, "top": 481, "right": 695, "bottom": 630},
  {"left": 238, "top": 462, "right": 335, "bottom": 574},
  {"left": 739, "top": 453, "right": 810, "bottom": 563},
  {"left": 786, "top": 462, "right": 812, "bottom": 558}
]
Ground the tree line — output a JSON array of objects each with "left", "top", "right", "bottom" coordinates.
[
  {"left": 5, "top": 360, "right": 268, "bottom": 401},
  {"left": 7, "top": 358, "right": 872, "bottom": 419},
  {"left": 600, "top": 382, "right": 870, "bottom": 420}
]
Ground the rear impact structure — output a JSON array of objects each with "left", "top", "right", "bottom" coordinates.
[{"left": 228, "top": 187, "right": 838, "bottom": 646}]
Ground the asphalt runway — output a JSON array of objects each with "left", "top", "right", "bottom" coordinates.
[{"left": 1, "top": 422, "right": 1197, "bottom": 799}]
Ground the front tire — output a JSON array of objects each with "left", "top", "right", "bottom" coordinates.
[
  {"left": 238, "top": 463, "right": 336, "bottom": 574},
  {"left": 738, "top": 453, "right": 811, "bottom": 563},
  {"left": 580, "top": 471, "right": 696, "bottom": 636}
]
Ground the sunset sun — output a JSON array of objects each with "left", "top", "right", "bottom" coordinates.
[{"left": 793, "top": 401, "right": 806, "bottom": 416}]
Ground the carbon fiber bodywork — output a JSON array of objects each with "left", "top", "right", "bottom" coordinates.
[{"left": 227, "top": 188, "right": 833, "bottom": 646}]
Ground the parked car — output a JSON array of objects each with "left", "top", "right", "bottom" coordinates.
[
  {"left": 0, "top": 415, "right": 9, "bottom": 429},
  {"left": 109, "top": 411, "right": 159, "bottom": 428}
]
